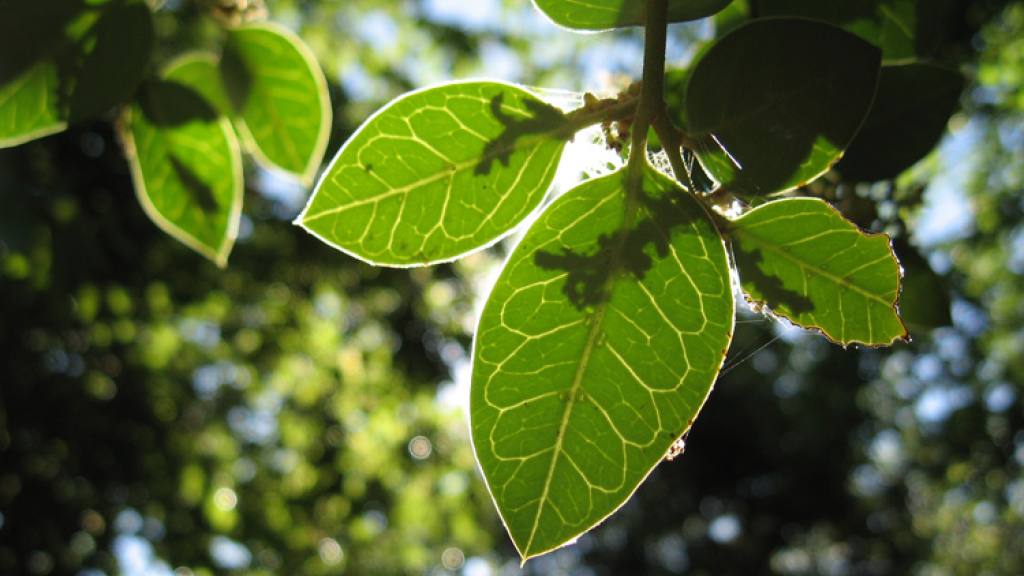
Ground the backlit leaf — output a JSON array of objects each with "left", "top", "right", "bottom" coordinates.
[
  {"left": 727, "top": 197, "right": 908, "bottom": 346},
  {"left": 837, "top": 62, "right": 964, "bottom": 182},
  {"left": 472, "top": 165, "right": 734, "bottom": 560},
  {"left": 121, "top": 55, "right": 244, "bottom": 267},
  {"left": 299, "top": 81, "right": 571, "bottom": 267},
  {"left": 680, "top": 18, "right": 880, "bottom": 195},
  {"left": 533, "top": 0, "right": 733, "bottom": 31},
  {"left": 0, "top": 63, "right": 65, "bottom": 148},
  {"left": 222, "top": 23, "right": 332, "bottom": 183}
]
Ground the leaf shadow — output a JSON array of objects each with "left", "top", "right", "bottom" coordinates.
[
  {"left": 732, "top": 244, "right": 814, "bottom": 316},
  {"left": 533, "top": 183, "right": 700, "bottom": 310},
  {"left": 169, "top": 156, "right": 219, "bottom": 213},
  {"left": 474, "top": 92, "right": 570, "bottom": 176},
  {"left": 138, "top": 81, "right": 219, "bottom": 127},
  {"left": 220, "top": 40, "right": 254, "bottom": 114}
]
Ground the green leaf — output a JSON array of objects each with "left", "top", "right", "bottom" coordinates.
[
  {"left": 712, "top": 0, "right": 751, "bottom": 37},
  {"left": 471, "top": 165, "right": 734, "bottom": 560},
  {"left": 534, "top": 0, "right": 733, "bottom": 31},
  {"left": 892, "top": 238, "right": 951, "bottom": 333},
  {"left": 837, "top": 62, "right": 964, "bottom": 182},
  {"left": 299, "top": 81, "right": 571, "bottom": 267},
  {"left": 0, "top": 62, "right": 66, "bottom": 148},
  {"left": 221, "top": 23, "right": 332, "bottom": 183},
  {"left": 680, "top": 18, "right": 881, "bottom": 195},
  {"left": 727, "top": 197, "right": 908, "bottom": 346},
  {"left": 0, "top": 0, "right": 153, "bottom": 148},
  {"left": 63, "top": 0, "right": 154, "bottom": 123},
  {"left": 155, "top": 54, "right": 231, "bottom": 117},
  {"left": 121, "top": 55, "right": 244, "bottom": 267}
]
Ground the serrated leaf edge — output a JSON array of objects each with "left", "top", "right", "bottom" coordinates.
[{"left": 727, "top": 197, "right": 909, "bottom": 347}]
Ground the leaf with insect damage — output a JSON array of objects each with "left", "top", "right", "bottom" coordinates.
[{"left": 726, "top": 197, "right": 908, "bottom": 346}]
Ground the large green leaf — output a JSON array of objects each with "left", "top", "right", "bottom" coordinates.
[
  {"left": 752, "top": 0, "right": 959, "bottom": 60},
  {"left": 533, "top": 0, "right": 733, "bottom": 31},
  {"left": 837, "top": 62, "right": 964, "bottom": 182},
  {"left": 221, "top": 23, "right": 332, "bottom": 183},
  {"left": 472, "top": 165, "right": 734, "bottom": 560},
  {"left": 727, "top": 198, "right": 907, "bottom": 346},
  {"left": 121, "top": 55, "right": 244, "bottom": 267},
  {"left": 0, "top": 0, "right": 153, "bottom": 148},
  {"left": 680, "top": 18, "right": 880, "bottom": 195},
  {"left": 299, "top": 81, "right": 571, "bottom": 267}
]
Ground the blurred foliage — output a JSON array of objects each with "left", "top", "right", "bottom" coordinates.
[
  {"left": 1, "top": 0, "right": 1023, "bottom": 575},
  {"left": 0, "top": 124, "right": 502, "bottom": 573}
]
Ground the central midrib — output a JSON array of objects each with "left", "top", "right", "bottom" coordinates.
[
  {"left": 522, "top": 170, "right": 643, "bottom": 558},
  {"left": 303, "top": 129, "right": 566, "bottom": 224}
]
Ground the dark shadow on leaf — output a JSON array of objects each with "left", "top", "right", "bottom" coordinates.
[
  {"left": 62, "top": 0, "right": 154, "bottom": 123},
  {"left": 533, "top": 182, "right": 700, "bottom": 310},
  {"left": 687, "top": 17, "right": 880, "bottom": 194},
  {"left": 169, "top": 156, "right": 219, "bottom": 213},
  {"left": 139, "top": 81, "right": 218, "bottom": 127},
  {"left": 220, "top": 40, "right": 253, "bottom": 114},
  {"left": 0, "top": 0, "right": 86, "bottom": 87},
  {"left": 0, "top": 0, "right": 153, "bottom": 124},
  {"left": 474, "top": 93, "right": 570, "bottom": 176},
  {"left": 733, "top": 244, "right": 814, "bottom": 315}
]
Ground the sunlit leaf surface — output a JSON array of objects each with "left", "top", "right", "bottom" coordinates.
[
  {"left": 472, "top": 166, "right": 733, "bottom": 560},
  {"left": 728, "top": 198, "right": 908, "bottom": 346},
  {"left": 299, "top": 81, "right": 570, "bottom": 267},
  {"left": 222, "top": 23, "right": 332, "bottom": 183}
]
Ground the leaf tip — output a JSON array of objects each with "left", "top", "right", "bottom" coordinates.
[{"left": 213, "top": 252, "right": 230, "bottom": 269}]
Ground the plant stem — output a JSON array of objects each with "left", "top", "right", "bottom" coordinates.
[
  {"left": 627, "top": 0, "right": 668, "bottom": 183},
  {"left": 652, "top": 114, "right": 692, "bottom": 189},
  {"left": 565, "top": 96, "right": 639, "bottom": 130}
]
